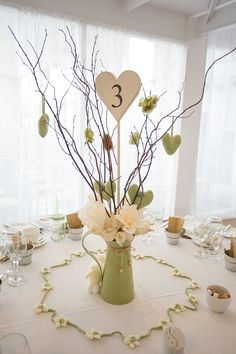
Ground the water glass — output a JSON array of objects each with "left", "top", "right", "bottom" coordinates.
[
  {"left": 51, "top": 214, "right": 66, "bottom": 242},
  {"left": 5, "top": 230, "right": 27, "bottom": 286},
  {"left": 193, "top": 218, "right": 210, "bottom": 258},
  {"left": 0, "top": 230, "right": 7, "bottom": 280},
  {"left": 142, "top": 208, "right": 164, "bottom": 243},
  {"left": 0, "top": 333, "right": 31, "bottom": 354}
]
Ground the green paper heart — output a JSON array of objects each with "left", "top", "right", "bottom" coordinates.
[
  {"left": 38, "top": 113, "right": 49, "bottom": 138},
  {"left": 162, "top": 133, "right": 181, "bottom": 155},
  {"left": 128, "top": 184, "right": 154, "bottom": 209},
  {"left": 94, "top": 180, "right": 116, "bottom": 201}
]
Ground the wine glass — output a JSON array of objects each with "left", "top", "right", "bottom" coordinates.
[
  {"left": 142, "top": 208, "right": 164, "bottom": 243},
  {"left": 0, "top": 333, "right": 31, "bottom": 354},
  {"left": 5, "top": 230, "right": 27, "bottom": 286},
  {"left": 0, "top": 230, "right": 7, "bottom": 280},
  {"left": 193, "top": 218, "right": 210, "bottom": 258},
  {"left": 207, "top": 216, "right": 223, "bottom": 234}
]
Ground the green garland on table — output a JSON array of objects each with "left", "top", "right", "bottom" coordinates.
[{"left": 35, "top": 249, "right": 200, "bottom": 349}]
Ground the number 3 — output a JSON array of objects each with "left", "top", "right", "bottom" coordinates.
[{"left": 111, "top": 84, "right": 123, "bottom": 108}]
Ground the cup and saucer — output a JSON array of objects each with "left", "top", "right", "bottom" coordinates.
[{"left": 4, "top": 223, "right": 47, "bottom": 248}]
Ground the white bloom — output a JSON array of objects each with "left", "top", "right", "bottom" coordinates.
[
  {"left": 64, "top": 259, "right": 71, "bottom": 265},
  {"left": 42, "top": 282, "right": 52, "bottom": 291},
  {"left": 158, "top": 319, "right": 171, "bottom": 329},
  {"left": 170, "top": 303, "right": 186, "bottom": 313},
  {"left": 35, "top": 303, "right": 49, "bottom": 314},
  {"left": 135, "top": 254, "right": 145, "bottom": 260},
  {"left": 78, "top": 200, "right": 107, "bottom": 235},
  {"left": 100, "top": 214, "right": 120, "bottom": 242},
  {"left": 124, "top": 335, "right": 140, "bottom": 348},
  {"left": 190, "top": 281, "right": 200, "bottom": 289},
  {"left": 53, "top": 316, "right": 68, "bottom": 328},
  {"left": 40, "top": 267, "right": 51, "bottom": 275},
  {"left": 187, "top": 294, "right": 198, "bottom": 304},
  {"left": 115, "top": 204, "right": 140, "bottom": 235},
  {"left": 85, "top": 329, "right": 101, "bottom": 340},
  {"left": 115, "top": 231, "right": 132, "bottom": 246}
]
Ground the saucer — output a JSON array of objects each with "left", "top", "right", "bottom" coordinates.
[
  {"left": 33, "top": 237, "right": 47, "bottom": 248},
  {"left": 192, "top": 238, "right": 210, "bottom": 248}
]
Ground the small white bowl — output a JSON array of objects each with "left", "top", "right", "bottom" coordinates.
[
  {"left": 68, "top": 227, "right": 84, "bottom": 241},
  {"left": 206, "top": 284, "right": 231, "bottom": 313},
  {"left": 224, "top": 249, "right": 236, "bottom": 272},
  {"left": 165, "top": 229, "right": 180, "bottom": 245}
]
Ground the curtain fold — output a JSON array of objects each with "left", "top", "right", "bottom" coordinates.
[{"left": 194, "top": 25, "right": 236, "bottom": 218}]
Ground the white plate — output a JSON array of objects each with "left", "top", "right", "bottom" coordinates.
[
  {"left": 192, "top": 237, "right": 210, "bottom": 248},
  {"left": 33, "top": 237, "right": 47, "bottom": 248}
]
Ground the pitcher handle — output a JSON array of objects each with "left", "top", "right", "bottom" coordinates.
[{"left": 82, "top": 231, "right": 103, "bottom": 277}]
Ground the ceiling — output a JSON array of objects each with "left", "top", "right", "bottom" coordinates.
[{"left": 148, "top": 0, "right": 232, "bottom": 16}]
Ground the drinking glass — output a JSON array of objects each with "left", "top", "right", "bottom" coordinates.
[
  {"left": 208, "top": 231, "right": 225, "bottom": 258},
  {"left": 142, "top": 208, "right": 164, "bottom": 243},
  {"left": 0, "top": 230, "right": 7, "bottom": 280},
  {"left": 0, "top": 333, "right": 31, "bottom": 354},
  {"left": 5, "top": 230, "right": 27, "bottom": 286},
  {"left": 193, "top": 218, "right": 210, "bottom": 258},
  {"left": 207, "top": 216, "right": 223, "bottom": 234}
]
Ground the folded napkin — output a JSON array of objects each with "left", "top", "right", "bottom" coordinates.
[{"left": 21, "top": 226, "right": 39, "bottom": 244}]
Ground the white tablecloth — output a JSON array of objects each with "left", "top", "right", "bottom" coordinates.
[{"left": 0, "top": 233, "right": 235, "bottom": 354}]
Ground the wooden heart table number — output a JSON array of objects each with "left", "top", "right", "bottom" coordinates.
[{"left": 95, "top": 70, "right": 141, "bottom": 202}]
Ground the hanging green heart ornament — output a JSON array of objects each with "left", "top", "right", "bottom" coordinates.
[
  {"left": 38, "top": 95, "right": 49, "bottom": 138},
  {"left": 162, "top": 133, "right": 181, "bottom": 155},
  {"left": 128, "top": 184, "right": 154, "bottom": 209}
]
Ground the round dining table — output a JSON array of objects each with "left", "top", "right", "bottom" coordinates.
[{"left": 0, "top": 230, "right": 235, "bottom": 354}]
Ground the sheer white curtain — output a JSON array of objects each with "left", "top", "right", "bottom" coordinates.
[
  {"left": 0, "top": 4, "right": 186, "bottom": 223},
  {"left": 195, "top": 25, "right": 236, "bottom": 218}
]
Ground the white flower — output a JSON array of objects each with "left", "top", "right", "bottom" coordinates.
[
  {"left": 35, "top": 303, "right": 49, "bottom": 314},
  {"left": 53, "top": 316, "right": 68, "bottom": 328},
  {"left": 40, "top": 267, "right": 51, "bottom": 275},
  {"left": 85, "top": 329, "right": 102, "bottom": 340},
  {"left": 190, "top": 281, "right": 200, "bottom": 289},
  {"left": 78, "top": 200, "right": 107, "bottom": 235},
  {"left": 172, "top": 268, "right": 181, "bottom": 276},
  {"left": 170, "top": 303, "right": 186, "bottom": 313},
  {"left": 100, "top": 214, "right": 120, "bottom": 242},
  {"left": 135, "top": 254, "right": 145, "bottom": 260},
  {"left": 158, "top": 319, "right": 171, "bottom": 329},
  {"left": 124, "top": 335, "right": 140, "bottom": 348},
  {"left": 157, "top": 259, "right": 167, "bottom": 264},
  {"left": 115, "top": 203, "right": 140, "bottom": 235},
  {"left": 64, "top": 259, "right": 71, "bottom": 265},
  {"left": 42, "top": 282, "right": 52, "bottom": 291},
  {"left": 187, "top": 294, "right": 198, "bottom": 304},
  {"left": 115, "top": 231, "right": 132, "bottom": 246}
]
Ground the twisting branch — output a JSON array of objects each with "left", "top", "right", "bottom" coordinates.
[{"left": 9, "top": 25, "right": 236, "bottom": 214}]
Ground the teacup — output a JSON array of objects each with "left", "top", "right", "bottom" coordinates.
[
  {"left": 19, "top": 243, "right": 34, "bottom": 266},
  {"left": 165, "top": 228, "right": 180, "bottom": 245},
  {"left": 23, "top": 226, "right": 40, "bottom": 244},
  {"left": 206, "top": 284, "right": 231, "bottom": 313},
  {"left": 224, "top": 249, "right": 236, "bottom": 272}
]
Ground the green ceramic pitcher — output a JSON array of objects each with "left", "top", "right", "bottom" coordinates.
[{"left": 82, "top": 233, "right": 135, "bottom": 305}]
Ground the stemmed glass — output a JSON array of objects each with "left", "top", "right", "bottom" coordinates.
[
  {"left": 5, "top": 230, "right": 27, "bottom": 286},
  {"left": 142, "top": 208, "right": 164, "bottom": 243},
  {"left": 193, "top": 218, "right": 210, "bottom": 258},
  {"left": 0, "top": 333, "right": 31, "bottom": 354},
  {"left": 0, "top": 230, "right": 7, "bottom": 280}
]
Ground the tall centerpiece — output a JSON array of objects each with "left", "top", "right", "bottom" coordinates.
[{"left": 9, "top": 27, "right": 236, "bottom": 304}]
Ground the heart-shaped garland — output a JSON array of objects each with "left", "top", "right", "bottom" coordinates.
[{"left": 35, "top": 247, "right": 200, "bottom": 349}]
